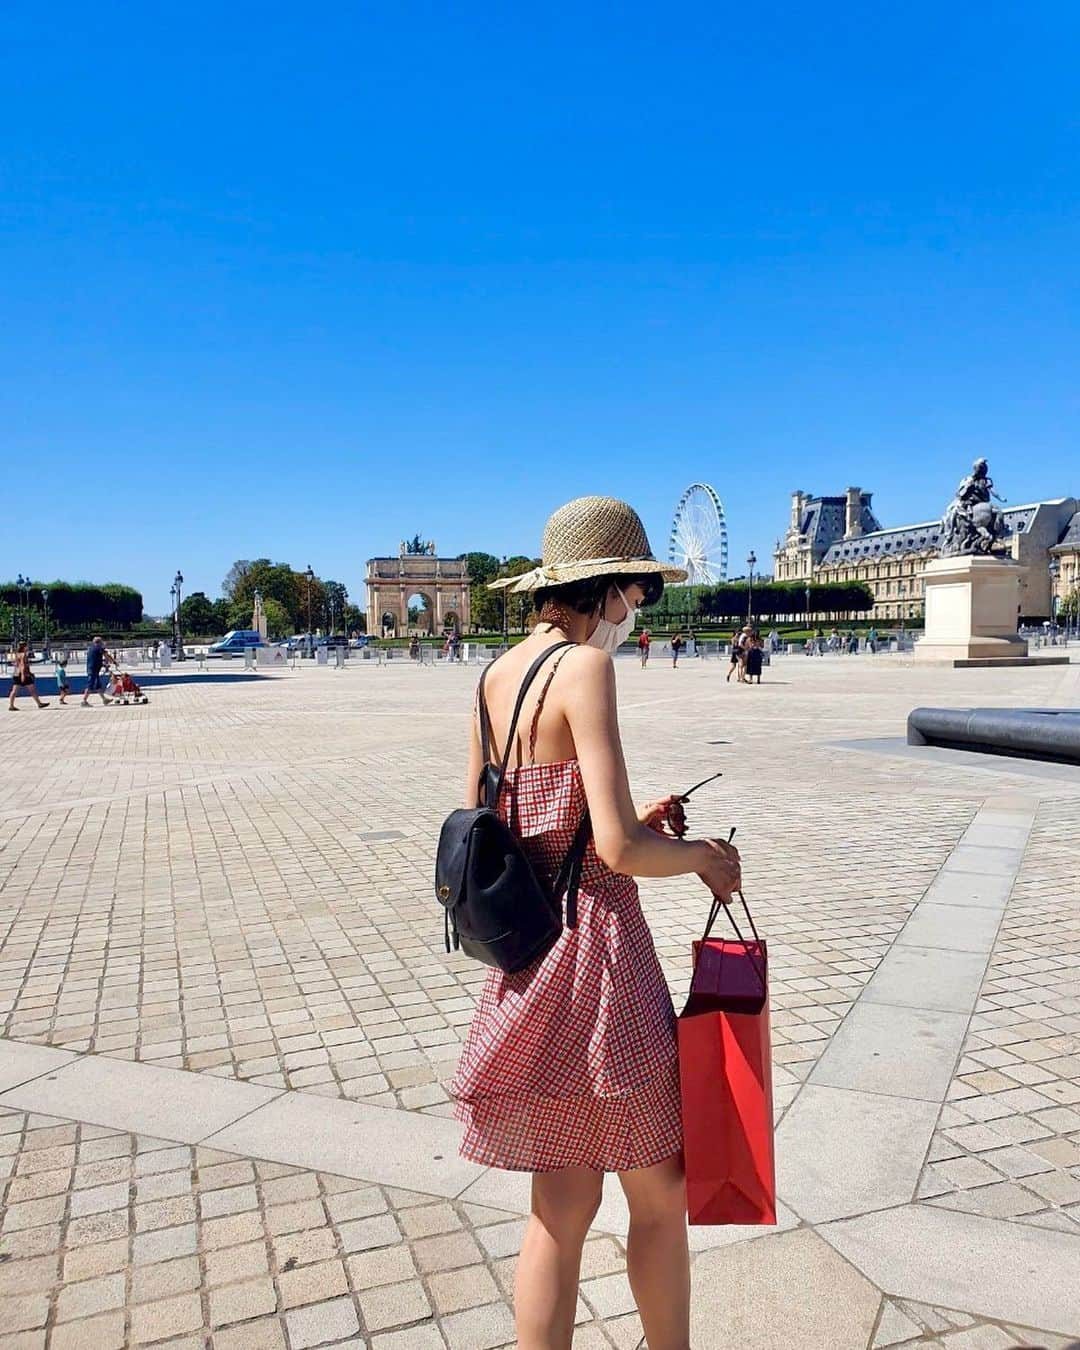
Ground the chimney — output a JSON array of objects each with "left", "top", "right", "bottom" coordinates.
[
  {"left": 791, "top": 491, "right": 805, "bottom": 534},
  {"left": 845, "top": 487, "right": 863, "bottom": 539}
]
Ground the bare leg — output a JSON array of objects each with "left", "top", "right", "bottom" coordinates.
[
  {"left": 29, "top": 682, "right": 49, "bottom": 708},
  {"left": 619, "top": 1154, "right": 690, "bottom": 1350},
  {"left": 515, "top": 1167, "right": 602, "bottom": 1349},
  {"left": 7, "top": 685, "right": 17, "bottom": 710}
]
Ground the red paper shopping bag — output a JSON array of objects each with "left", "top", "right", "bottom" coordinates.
[{"left": 678, "top": 893, "right": 776, "bottom": 1226}]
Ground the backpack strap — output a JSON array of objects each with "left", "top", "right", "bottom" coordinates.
[
  {"left": 477, "top": 640, "right": 591, "bottom": 929},
  {"left": 478, "top": 642, "right": 576, "bottom": 803},
  {"left": 551, "top": 807, "right": 592, "bottom": 928}
]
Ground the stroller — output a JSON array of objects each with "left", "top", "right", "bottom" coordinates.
[{"left": 108, "top": 668, "right": 149, "bottom": 705}]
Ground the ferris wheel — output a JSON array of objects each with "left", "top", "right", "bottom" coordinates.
[{"left": 668, "top": 483, "right": 729, "bottom": 584}]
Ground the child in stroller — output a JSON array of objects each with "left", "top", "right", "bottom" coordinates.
[{"left": 108, "top": 668, "right": 149, "bottom": 704}]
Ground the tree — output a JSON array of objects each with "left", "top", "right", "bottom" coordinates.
[
  {"left": 323, "top": 580, "right": 349, "bottom": 632},
  {"left": 222, "top": 561, "right": 253, "bottom": 599},
  {"left": 260, "top": 597, "right": 291, "bottom": 640},
  {"left": 178, "top": 592, "right": 217, "bottom": 636},
  {"left": 459, "top": 552, "right": 501, "bottom": 585},
  {"left": 221, "top": 559, "right": 319, "bottom": 630},
  {"left": 342, "top": 604, "right": 365, "bottom": 634},
  {"left": 211, "top": 598, "right": 232, "bottom": 633},
  {"left": 459, "top": 552, "right": 502, "bottom": 632}
]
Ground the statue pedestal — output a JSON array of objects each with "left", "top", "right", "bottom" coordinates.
[{"left": 916, "top": 556, "right": 1029, "bottom": 664}]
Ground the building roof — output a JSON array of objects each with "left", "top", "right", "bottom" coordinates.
[
  {"left": 819, "top": 501, "right": 1069, "bottom": 567},
  {"left": 796, "top": 493, "right": 882, "bottom": 561},
  {"left": 1053, "top": 510, "right": 1080, "bottom": 550}
]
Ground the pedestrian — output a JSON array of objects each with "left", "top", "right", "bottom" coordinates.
[
  {"left": 744, "top": 629, "right": 764, "bottom": 684},
  {"left": 725, "top": 630, "right": 742, "bottom": 682},
  {"left": 767, "top": 627, "right": 780, "bottom": 654},
  {"left": 450, "top": 494, "right": 741, "bottom": 1350},
  {"left": 409, "top": 635, "right": 420, "bottom": 661},
  {"left": 638, "top": 628, "right": 651, "bottom": 667},
  {"left": 671, "top": 630, "right": 684, "bottom": 667},
  {"left": 80, "top": 636, "right": 113, "bottom": 707},
  {"left": 7, "top": 642, "right": 49, "bottom": 710},
  {"left": 54, "top": 651, "right": 71, "bottom": 704},
  {"left": 867, "top": 625, "right": 879, "bottom": 654}
]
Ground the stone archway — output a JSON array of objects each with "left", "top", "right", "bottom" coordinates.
[
  {"left": 366, "top": 548, "right": 472, "bottom": 637},
  {"left": 407, "top": 592, "right": 435, "bottom": 636}
]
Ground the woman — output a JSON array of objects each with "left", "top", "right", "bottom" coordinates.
[
  {"left": 452, "top": 496, "right": 741, "bottom": 1350},
  {"left": 670, "top": 630, "right": 684, "bottom": 668},
  {"left": 7, "top": 642, "right": 49, "bottom": 710},
  {"left": 744, "top": 629, "right": 764, "bottom": 684}
]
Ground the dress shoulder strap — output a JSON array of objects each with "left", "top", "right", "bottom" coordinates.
[{"left": 527, "top": 648, "right": 573, "bottom": 764}]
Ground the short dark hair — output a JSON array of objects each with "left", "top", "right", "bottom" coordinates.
[{"left": 533, "top": 572, "right": 664, "bottom": 616}]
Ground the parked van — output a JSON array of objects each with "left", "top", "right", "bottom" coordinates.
[{"left": 207, "top": 630, "right": 265, "bottom": 657}]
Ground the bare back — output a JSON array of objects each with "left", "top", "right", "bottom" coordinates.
[{"left": 478, "top": 632, "right": 581, "bottom": 770}]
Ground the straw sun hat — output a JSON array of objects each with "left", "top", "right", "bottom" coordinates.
[{"left": 489, "top": 495, "right": 688, "bottom": 594}]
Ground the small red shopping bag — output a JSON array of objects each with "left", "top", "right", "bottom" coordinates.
[{"left": 678, "top": 893, "right": 776, "bottom": 1226}]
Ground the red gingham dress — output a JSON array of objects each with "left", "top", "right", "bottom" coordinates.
[{"left": 451, "top": 757, "right": 682, "bottom": 1173}]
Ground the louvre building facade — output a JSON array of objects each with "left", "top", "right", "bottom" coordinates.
[{"left": 773, "top": 486, "right": 1079, "bottom": 622}]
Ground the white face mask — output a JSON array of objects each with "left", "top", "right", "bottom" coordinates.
[{"left": 586, "top": 585, "right": 638, "bottom": 654}]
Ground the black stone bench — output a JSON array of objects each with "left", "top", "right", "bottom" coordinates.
[{"left": 907, "top": 707, "right": 1080, "bottom": 765}]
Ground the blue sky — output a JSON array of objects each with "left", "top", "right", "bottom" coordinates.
[{"left": 3, "top": 3, "right": 1079, "bottom": 613}]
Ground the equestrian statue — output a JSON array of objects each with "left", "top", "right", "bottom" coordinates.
[{"left": 940, "top": 458, "right": 1008, "bottom": 556}]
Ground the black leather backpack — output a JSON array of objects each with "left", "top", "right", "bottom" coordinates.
[{"left": 435, "top": 641, "right": 591, "bottom": 974}]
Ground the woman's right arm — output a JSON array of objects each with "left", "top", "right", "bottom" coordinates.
[{"left": 563, "top": 648, "right": 740, "bottom": 897}]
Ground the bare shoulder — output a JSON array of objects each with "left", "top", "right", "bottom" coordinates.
[{"left": 557, "top": 644, "right": 613, "bottom": 689}]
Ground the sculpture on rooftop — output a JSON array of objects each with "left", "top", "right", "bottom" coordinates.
[{"left": 940, "top": 458, "right": 1008, "bottom": 556}]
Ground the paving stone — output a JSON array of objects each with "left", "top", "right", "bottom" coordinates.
[
  {"left": 49, "top": 1311, "right": 127, "bottom": 1350},
  {"left": 412, "top": 1230, "right": 485, "bottom": 1274},
  {"left": 357, "top": 1278, "right": 433, "bottom": 1331},
  {"left": 0, "top": 1292, "right": 50, "bottom": 1334},
  {"left": 277, "top": 1258, "right": 349, "bottom": 1308},
  {"left": 55, "top": 1272, "right": 126, "bottom": 1321},
  {"left": 346, "top": 1245, "right": 419, "bottom": 1289},
  {"left": 440, "top": 1300, "right": 517, "bottom": 1350},
  {"left": 428, "top": 1263, "right": 501, "bottom": 1314},
  {"left": 129, "top": 1292, "right": 205, "bottom": 1344},
  {"left": 285, "top": 1295, "right": 360, "bottom": 1348},
  {"left": 211, "top": 1319, "right": 288, "bottom": 1350},
  {"left": 209, "top": 1277, "right": 278, "bottom": 1327},
  {"left": 692, "top": 1228, "right": 881, "bottom": 1350}
]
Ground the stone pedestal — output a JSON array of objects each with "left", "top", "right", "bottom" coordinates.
[{"left": 915, "top": 556, "right": 1028, "bottom": 663}]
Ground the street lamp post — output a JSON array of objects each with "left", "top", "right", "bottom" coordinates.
[
  {"left": 305, "top": 565, "right": 315, "bottom": 654},
  {"left": 746, "top": 551, "right": 757, "bottom": 622},
  {"left": 41, "top": 589, "right": 50, "bottom": 660},
  {"left": 173, "top": 570, "right": 185, "bottom": 659},
  {"left": 1048, "top": 557, "right": 1061, "bottom": 641},
  {"left": 15, "top": 573, "right": 31, "bottom": 647}
]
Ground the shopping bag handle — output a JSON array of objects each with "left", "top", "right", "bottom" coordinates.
[
  {"left": 699, "top": 891, "right": 767, "bottom": 995},
  {"left": 702, "top": 889, "right": 760, "bottom": 946}
]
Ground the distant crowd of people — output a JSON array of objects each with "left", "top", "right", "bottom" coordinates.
[{"left": 804, "top": 625, "right": 879, "bottom": 656}]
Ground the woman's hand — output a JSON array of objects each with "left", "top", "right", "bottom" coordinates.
[
  {"left": 696, "top": 838, "right": 741, "bottom": 903},
  {"left": 638, "top": 795, "right": 687, "bottom": 838}
]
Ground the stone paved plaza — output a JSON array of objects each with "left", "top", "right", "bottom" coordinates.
[{"left": 1, "top": 650, "right": 1079, "bottom": 1348}]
